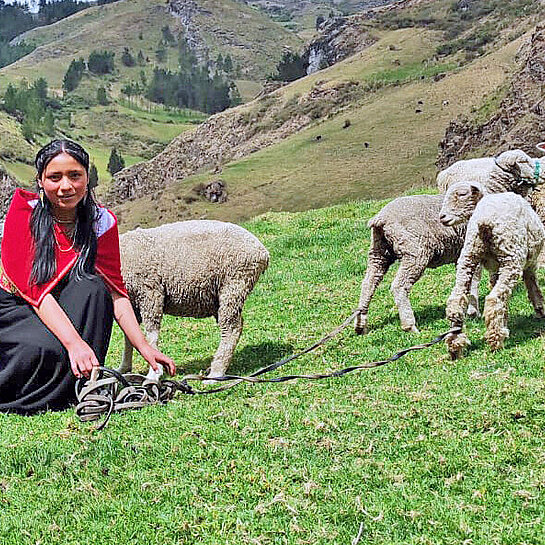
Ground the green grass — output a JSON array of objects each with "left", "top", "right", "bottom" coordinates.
[{"left": 2, "top": 200, "right": 545, "bottom": 544}]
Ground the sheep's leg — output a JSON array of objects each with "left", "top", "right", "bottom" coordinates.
[
  {"left": 390, "top": 257, "right": 427, "bottom": 333},
  {"left": 118, "top": 334, "right": 134, "bottom": 374},
  {"left": 445, "top": 253, "right": 481, "bottom": 359},
  {"left": 488, "top": 262, "right": 499, "bottom": 289},
  {"left": 483, "top": 265, "right": 521, "bottom": 351},
  {"left": 523, "top": 268, "right": 545, "bottom": 318},
  {"left": 142, "top": 326, "right": 164, "bottom": 382},
  {"left": 467, "top": 264, "right": 481, "bottom": 319},
  {"left": 206, "top": 280, "right": 247, "bottom": 380},
  {"left": 207, "top": 314, "right": 243, "bottom": 379},
  {"left": 354, "top": 239, "right": 394, "bottom": 334},
  {"left": 134, "top": 290, "right": 165, "bottom": 382}
]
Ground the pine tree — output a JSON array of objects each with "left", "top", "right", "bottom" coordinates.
[
  {"left": 88, "top": 50, "right": 115, "bottom": 75},
  {"left": 63, "top": 59, "right": 85, "bottom": 93},
  {"left": 32, "top": 77, "right": 48, "bottom": 100},
  {"left": 3, "top": 84, "right": 17, "bottom": 114},
  {"left": 223, "top": 54, "right": 233, "bottom": 73},
  {"left": 96, "top": 86, "right": 108, "bottom": 105},
  {"left": 43, "top": 109, "right": 55, "bottom": 136},
  {"left": 89, "top": 163, "right": 99, "bottom": 189},
  {"left": 137, "top": 50, "right": 146, "bottom": 66},
  {"left": 121, "top": 47, "right": 135, "bottom": 67},
  {"left": 107, "top": 148, "right": 125, "bottom": 176}
]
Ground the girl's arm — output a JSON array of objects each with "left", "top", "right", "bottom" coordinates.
[
  {"left": 35, "top": 293, "right": 99, "bottom": 378},
  {"left": 111, "top": 292, "right": 176, "bottom": 376}
]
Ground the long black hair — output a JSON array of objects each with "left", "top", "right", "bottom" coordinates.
[{"left": 31, "top": 139, "right": 98, "bottom": 285}]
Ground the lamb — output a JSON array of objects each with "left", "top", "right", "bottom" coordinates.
[
  {"left": 437, "top": 149, "right": 545, "bottom": 196},
  {"left": 118, "top": 220, "right": 270, "bottom": 380},
  {"left": 440, "top": 181, "right": 545, "bottom": 359},
  {"left": 354, "top": 193, "right": 480, "bottom": 335}
]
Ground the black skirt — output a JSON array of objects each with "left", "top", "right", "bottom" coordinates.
[{"left": 0, "top": 275, "right": 114, "bottom": 414}]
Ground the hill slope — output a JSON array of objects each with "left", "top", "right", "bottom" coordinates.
[
  {"left": 0, "top": 0, "right": 302, "bottom": 186},
  {"left": 5, "top": 0, "right": 302, "bottom": 89},
  {"left": 110, "top": 25, "right": 522, "bottom": 230}
]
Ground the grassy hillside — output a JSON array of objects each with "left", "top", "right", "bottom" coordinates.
[
  {"left": 0, "top": 0, "right": 301, "bottom": 187},
  {"left": 4, "top": 0, "right": 302, "bottom": 90},
  {"left": 2, "top": 200, "right": 545, "bottom": 544},
  {"left": 113, "top": 26, "right": 521, "bottom": 231}
]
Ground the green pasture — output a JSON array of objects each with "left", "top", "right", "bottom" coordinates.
[{"left": 2, "top": 200, "right": 545, "bottom": 544}]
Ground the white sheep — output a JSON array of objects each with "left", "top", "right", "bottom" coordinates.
[
  {"left": 440, "top": 181, "right": 545, "bottom": 358},
  {"left": 119, "top": 220, "right": 270, "bottom": 380},
  {"left": 437, "top": 149, "right": 545, "bottom": 196},
  {"left": 354, "top": 193, "right": 480, "bottom": 335}
]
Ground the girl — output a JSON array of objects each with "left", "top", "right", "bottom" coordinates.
[{"left": 0, "top": 139, "right": 175, "bottom": 414}]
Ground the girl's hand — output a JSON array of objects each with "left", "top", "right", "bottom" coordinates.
[
  {"left": 139, "top": 344, "right": 176, "bottom": 376},
  {"left": 68, "top": 340, "right": 99, "bottom": 379}
]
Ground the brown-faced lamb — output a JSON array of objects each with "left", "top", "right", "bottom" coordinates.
[
  {"left": 436, "top": 149, "right": 545, "bottom": 196},
  {"left": 354, "top": 193, "right": 480, "bottom": 335},
  {"left": 119, "top": 220, "right": 269, "bottom": 380},
  {"left": 440, "top": 181, "right": 545, "bottom": 359}
]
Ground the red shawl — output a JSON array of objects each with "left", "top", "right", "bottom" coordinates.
[{"left": 0, "top": 188, "right": 128, "bottom": 307}]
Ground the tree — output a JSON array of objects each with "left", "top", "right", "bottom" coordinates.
[
  {"left": 121, "top": 47, "right": 135, "bottom": 67},
  {"left": 155, "top": 46, "right": 167, "bottom": 63},
  {"left": 88, "top": 50, "right": 115, "bottom": 75},
  {"left": 32, "top": 77, "right": 48, "bottom": 100},
  {"left": 3, "top": 83, "right": 17, "bottom": 114},
  {"left": 43, "top": 109, "right": 55, "bottom": 136},
  {"left": 62, "top": 58, "right": 85, "bottom": 93},
  {"left": 96, "top": 86, "right": 108, "bottom": 105},
  {"left": 271, "top": 51, "right": 307, "bottom": 82},
  {"left": 137, "top": 50, "right": 146, "bottom": 66},
  {"left": 107, "top": 148, "right": 125, "bottom": 176},
  {"left": 223, "top": 54, "right": 233, "bottom": 73},
  {"left": 161, "top": 25, "right": 176, "bottom": 45},
  {"left": 88, "top": 163, "right": 98, "bottom": 189}
]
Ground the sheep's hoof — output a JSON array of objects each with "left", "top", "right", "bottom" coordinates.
[
  {"left": 402, "top": 324, "right": 419, "bottom": 334},
  {"left": 485, "top": 327, "right": 508, "bottom": 351},
  {"left": 445, "top": 332, "right": 470, "bottom": 359},
  {"left": 354, "top": 325, "right": 368, "bottom": 335},
  {"left": 449, "top": 349, "right": 462, "bottom": 361}
]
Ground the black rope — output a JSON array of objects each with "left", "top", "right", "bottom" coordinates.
[{"left": 75, "top": 306, "right": 461, "bottom": 429}]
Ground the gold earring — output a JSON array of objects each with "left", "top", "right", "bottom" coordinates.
[{"left": 39, "top": 188, "right": 44, "bottom": 207}]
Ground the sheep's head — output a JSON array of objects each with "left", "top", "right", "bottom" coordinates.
[
  {"left": 439, "top": 181, "right": 485, "bottom": 226},
  {"left": 495, "top": 149, "right": 545, "bottom": 187}
]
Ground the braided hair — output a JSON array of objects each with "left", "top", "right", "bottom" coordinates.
[{"left": 31, "top": 139, "right": 98, "bottom": 285}]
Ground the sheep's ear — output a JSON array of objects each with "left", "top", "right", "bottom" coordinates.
[{"left": 470, "top": 183, "right": 483, "bottom": 198}]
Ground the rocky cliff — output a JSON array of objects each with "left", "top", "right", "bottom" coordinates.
[
  {"left": 168, "top": 0, "right": 210, "bottom": 63},
  {"left": 437, "top": 24, "right": 545, "bottom": 169},
  {"left": 306, "top": 15, "right": 377, "bottom": 74}
]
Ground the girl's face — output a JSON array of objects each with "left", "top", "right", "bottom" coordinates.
[{"left": 39, "top": 152, "right": 88, "bottom": 217}]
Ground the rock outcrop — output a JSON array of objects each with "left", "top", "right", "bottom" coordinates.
[
  {"left": 0, "top": 168, "right": 18, "bottom": 222},
  {"left": 306, "top": 15, "right": 377, "bottom": 74},
  {"left": 437, "top": 24, "right": 545, "bottom": 170},
  {"left": 168, "top": 0, "right": 209, "bottom": 63},
  {"left": 107, "top": 79, "right": 361, "bottom": 205}
]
